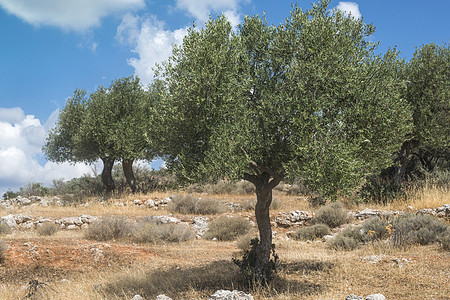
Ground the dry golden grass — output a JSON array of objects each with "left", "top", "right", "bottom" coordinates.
[{"left": 0, "top": 186, "right": 448, "bottom": 299}]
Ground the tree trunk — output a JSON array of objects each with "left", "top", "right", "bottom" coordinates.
[
  {"left": 244, "top": 171, "right": 282, "bottom": 281},
  {"left": 394, "top": 139, "right": 420, "bottom": 186},
  {"left": 101, "top": 157, "right": 115, "bottom": 196},
  {"left": 122, "top": 158, "right": 137, "bottom": 193}
]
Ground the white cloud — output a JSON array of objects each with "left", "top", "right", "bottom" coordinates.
[
  {"left": 335, "top": 2, "right": 362, "bottom": 19},
  {"left": 116, "top": 14, "right": 189, "bottom": 84},
  {"left": 0, "top": 108, "right": 93, "bottom": 195},
  {"left": 176, "top": 0, "right": 244, "bottom": 24},
  {"left": 0, "top": 0, "right": 145, "bottom": 31}
]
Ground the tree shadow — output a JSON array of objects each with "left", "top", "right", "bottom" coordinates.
[{"left": 101, "top": 258, "right": 334, "bottom": 298}]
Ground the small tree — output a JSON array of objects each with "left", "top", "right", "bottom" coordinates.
[{"left": 157, "top": 0, "right": 411, "bottom": 281}]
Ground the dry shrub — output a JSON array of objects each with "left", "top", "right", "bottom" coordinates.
[
  {"left": 37, "top": 223, "right": 60, "bottom": 236},
  {"left": 241, "top": 198, "right": 283, "bottom": 211},
  {"left": 0, "top": 223, "right": 11, "bottom": 235},
  {"left": 236, "top": 234, "right": 255, "bottom": 251},
  {"left": 85, "top": 215, "right": 133, "bottom": 241},
  {"left": 326, "top": 235, "right": 359, "bottom": 251},
  {"left": 168, "top": 195, "right": 226, "bottom": 215},
  {"left": 203, "top": 216, "right": 252, "bottom": 241},
  {"left": 133, "top": 222, "right": 195, "bottom": 243},
  {"left": 0, "top": 240, "right": 8, "bottom": 263},
  {"left": 438, "top": 227, "right": 450, "bottom": 251},
  {"left": 312, "top": 201, "right": 350, "bottom": 229},
  {"left": 392, "top": 213, "right": 448, "bottom": 248},
  {"left": 290, "top": 224, "right": 331, "bottom": 241}
]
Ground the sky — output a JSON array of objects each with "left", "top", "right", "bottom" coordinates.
[{"left": 0, "top": 0, "right": 449, "bottom": 195}]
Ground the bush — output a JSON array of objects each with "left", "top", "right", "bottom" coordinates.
[
  {"left": 327, "top": 235, "right": 359, "bottom": 251},
  {"left": 236, "top": 234, "right": 255, "bottom": 251},
  {"left": 168, "top": 195, "right": 226, "bottom": 215},
  {"left": 85, "top": 216, "right": 134, "bottom": 241},
  {"left": 392, "top": 213, "right": 448, "bottom": 248},
  {"left": 312, "top": 202, "right": 350, "bottom": 229},
  {"left": 37, "top": 223, "right": 60, "bottom": 236},
  {"left": 308, "top": 195, "right": 326, "bottom": 208},
  {"left": 133, "top": 222, "right": 195, "bottom": 243},
  {"left": 240, "top": 198, "right": 283, "bottom": 211},
  {"left": 438, "top": 227, "right": 450, "bottom": 251},
  {"left": 203, "top": 216, "right": 252, "bottom": 241},
  {"left": 291, "top": 224, "right": 331, "bottom": 241},
  {"left": 0, "top": 223, "right": 11, "bottom": 235},
  {"left": 359, "top": 217, "right": 392, "bottom": 242},
  {"left": 0, "top": 240, "right": 8, "bottom": 263}
]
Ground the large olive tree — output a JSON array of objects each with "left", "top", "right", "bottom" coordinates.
[{"left": 157, "top": 0, "right": 411, "bottom": 280}]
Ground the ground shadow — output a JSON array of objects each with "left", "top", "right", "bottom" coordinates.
[{"left": 101, "top": 258, "right": 334, "bottom": 298}]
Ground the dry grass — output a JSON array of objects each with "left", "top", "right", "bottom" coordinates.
[{"left": 0, "top": 186, "right": 448, "bottom": 299}]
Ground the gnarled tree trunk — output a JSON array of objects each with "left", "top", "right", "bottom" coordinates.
[
  {"left": 101, "top": 157, "right": 115, "bottom": 196},
  {"left": 244, "top": 170, "right": 283, "bottom": 281},
  {"left": 122, "top": 158, "right": 137, "bottom": 193},
  {"left": 394, "top": 139, "right": 420, "bottom": 186}
]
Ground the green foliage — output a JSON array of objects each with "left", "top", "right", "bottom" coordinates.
[
  {"left": 312, "top": 202, "right": 350, "bottom": 228},
  {"left": 133, "top": 222, "right": 195, "bottom": 243},
  {"left": 406, "top": 43, "right": 449, "bottom": 149},
  {"left": 85, "top": 216, "right": 134, "bottom": 241},
  {"left": 2, "top": 190, "right": 20, "bottom": 200},
  {"left": 168, "top": 195, "right": 226, "bottom": 215},
  {"left": 203, "top": 216, "right": 252, "bottom": 241},
  {"left": 358, "top": 173, "right": 406, "bottom": 204},
  {"left": 291, "top": 224, "right": 331, "bottom": 241},
  {"left": 308, "top": 195, "right": 326, "bottom": 208},
  {"left": 20, "top": 182, "right": 49, "bottom": 197},
  {"left": 37, "top": 223, "right": 60, "bottom": 236},
  {"left": 233, "top": 238, "right": 279, "bottom": 284}
]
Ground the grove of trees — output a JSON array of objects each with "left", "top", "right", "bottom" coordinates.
[{"left": 43, "top": 0, "right": 448, "bottom": 282}]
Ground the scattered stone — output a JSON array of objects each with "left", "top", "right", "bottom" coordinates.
[
  {"left": 209, "top": 290, "right": 254, "bottom": 300},
  {"left": 1, "top": 214, "right": 17, "bottom": 228},
  {"left": 131, "top": 295, "right": 144, "bottom": 300},
  {"left": 365, "top": 294, "right": 385, "bottom": 300},
  {"left": 276, "top": 210, "right": 314, "bottom": 227},
  {"left": 155, "top": 295, "right": 172, "bottom": 300},
  {"left": 60, "top": 279, "right": 70, "bottom": 283},
  {"left": 191, "top": 217, "right": 209, "bottom": 238},
  {"left": 361, "top": 255, "right": 386, "bottom": 264}
]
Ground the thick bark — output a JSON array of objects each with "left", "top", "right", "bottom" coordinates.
[
  {"left": 394, "top": 139, "right": 420, "bottom": 186},
  {"left": 244, "top": 171, "right": 283, "bottom": 280},
  {"left": 122, "top": 158, "right": 137, "bottom": 193},
  {"left": 101, "top": 157, "right": 115, "bottom": 196}
]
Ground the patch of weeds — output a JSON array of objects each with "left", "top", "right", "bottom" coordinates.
[
  {"left": 85, "top": 215, "right": 133, "bottom": 241},
  {"left": 37, "top": 223, "right": 60, "bottom": 236},
  {"left": 203, "top": 216, "right": 252, "bottom": 241},
  {"left": 168, "top": 195, "right": 226, "bottom": 215},
  {"left": 0, "top": 223, "right": 11, "bottom": 235},
  {"left": 133, "top": 222, "right": 195, "bottom": 243},
  {"left": 290, "top": 224, "right": 331, "bottom": 241},
  {"left": 312, "top": 202, "right": 350, "bottom": 229}
]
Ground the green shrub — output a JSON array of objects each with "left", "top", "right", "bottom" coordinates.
[
  {"left": 326, "top": 235, "right": 359, "bottom": 251},
  {"left": 359, "top": 217, "right": 392, "bottom": 242},
  {"left": 0, "top": 223, "right": 11, "bottom": 235},
  {"left": 312, "top": 202, "right": 350, "bottom": 229},
  {"left": 133, "top": 222, "right": 195, "bottom": 243},
  {"left": 37, "top": 223, "right": 60, "bottom": 236},
  {"left": 392, "top": 213, "right": 448, "bottom": 248},
  {"left": 308, "top": 195, "right": 326, "bottom": 208},
  {"left": 168, "top": 195, "right": 226, "bottom": 215},
  {"left": 203, "top": 216, "right": 252, "bottom": 241},
  {"left": 0, "top": 240, "right": 8, "bottom": 263},
  {"left": 85, "top": 216, "right": 133, "bottom": 241},
  {"left": 291, "top": 224, "right": 331, "bottom": 241}
]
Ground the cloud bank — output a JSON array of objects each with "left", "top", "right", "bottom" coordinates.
[
  {"left": 0, "top": 107, "right": 93, "bottom": 195},
  {"left": 0, "top": 0, "right": 145, "bottom": 31}
]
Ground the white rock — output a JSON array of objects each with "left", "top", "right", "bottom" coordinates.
[
  {"left": 1, "top": 214, "right": 17, "bottom": 228},
  {"left": 131, "top": 295, "right": 144, "bottom": 300},
  {"left": 209, "top": 290, "right": 254, "bottom": 300},
  {"left": 155, "top": 295, "right": 172, "bottom": 300},
  {"left": 365, "top": 294, "right": 385, "bottom": 300}
]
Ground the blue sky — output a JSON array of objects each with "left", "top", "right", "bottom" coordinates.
[{"left": 0, "top": 0, "right": 449, "bottom": 195}]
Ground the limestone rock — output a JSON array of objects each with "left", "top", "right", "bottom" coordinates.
[
  {"left": 155, "top": 295, "right": 172, "bottom": 300},
  {"left": 346, "top": 295, "right": 363, "bottom": 300},
  {"left": 209, "top": 290, "right": 254, "bottom": 300},
  {"left": 365, "top": 294, "right": 385, "bottom": 300}
]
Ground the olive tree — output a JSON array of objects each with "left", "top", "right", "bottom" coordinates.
[{"left": 157, "top": 0, "right": 411, "bottom": 280}]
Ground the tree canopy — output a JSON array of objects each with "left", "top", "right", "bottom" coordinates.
[{"left": 156, "top": 0, "right": 412, "bottom": 280}]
